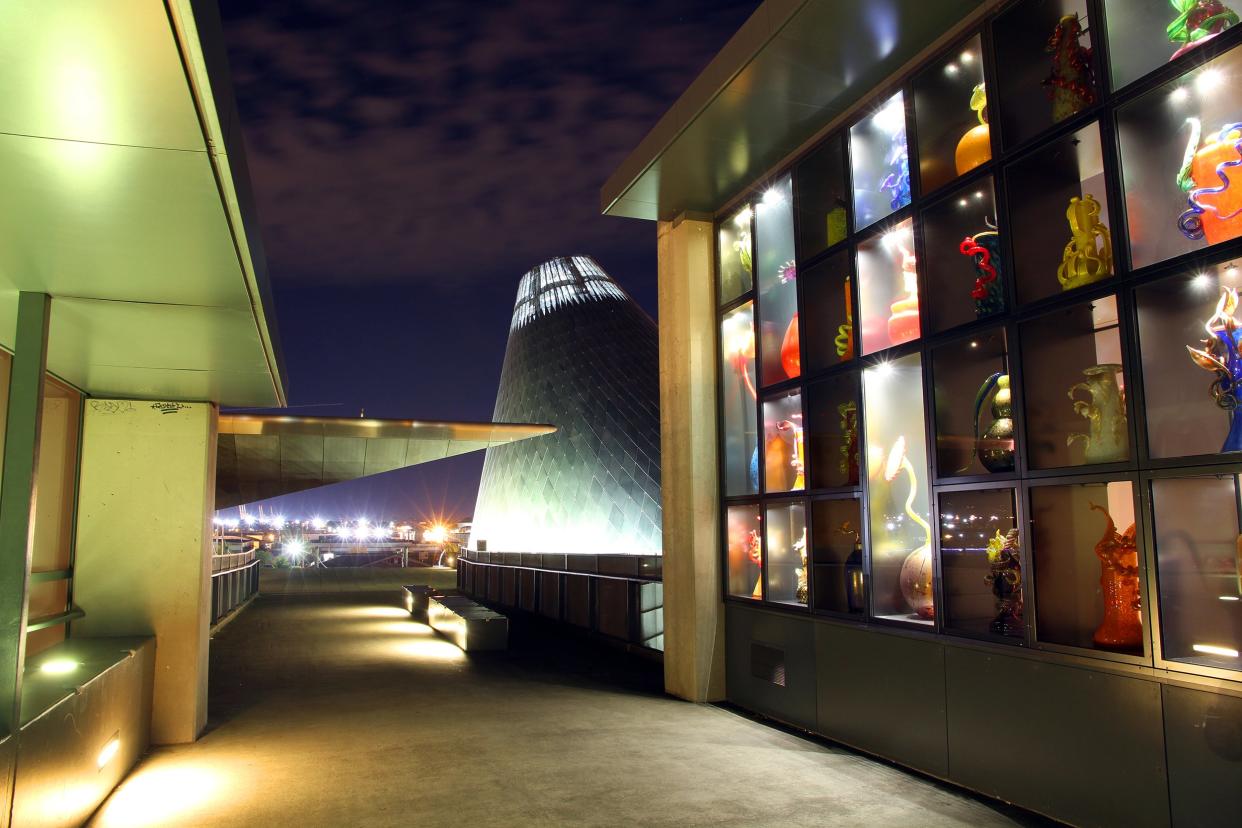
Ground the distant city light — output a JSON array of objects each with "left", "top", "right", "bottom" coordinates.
[
  {"left": 285, "top": 540, "right": 306, "bottom": 558},
  {"left": 311, "top": 516, "right": 326, "bottom": 531},
  {"left": 272, "top": 515, "right": 286, "bottom": 530},
  {"left": 425, "top": 524, "right": 449, "bottom": 544}
]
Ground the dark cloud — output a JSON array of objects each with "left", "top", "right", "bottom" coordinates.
[
  {"left": 220, "top": 0, "right": 759, "bottom": 290},
  {"left": 217, "top": 0, "right": 759, "bottom": 519}
]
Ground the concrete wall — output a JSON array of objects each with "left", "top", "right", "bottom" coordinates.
[
  {"left": 71, "top": 401, "right": 217, "bottom": 744},
  {"left": 656, "top": 215, "right": 725, "bottom": 702}
]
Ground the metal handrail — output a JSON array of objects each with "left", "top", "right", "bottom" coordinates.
[{"left": 211, "top": 551, "right": 256, "bottom": 575}]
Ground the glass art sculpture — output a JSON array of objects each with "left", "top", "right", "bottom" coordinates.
[
  {"left": 1043, "top": 14, "right": 1095, "bottom": 123},
  {"left": 884, "top": 436, "right": 934, "bottom": 619},
  {"left": 969, "top": 372, "right": 1016, "bottom": 473},
  {"left": 1057, "top": 194, "right": 1113, "bottom": 291},
  {"left": 778, "top": 260, "right": 801, "bottom": 379},
  {"left": 1178, "top": 118, "right": 1242, "bottom": 246},
  {"left": 880, "top": 122, "right": 911, "bottom": 211},
  {"left": 722, "top": 313, "right": 760, "bottom": 491},
  {"left": 748, "top": 525, "right": 763, "bottom": 600},
  {"left": 1168, "top": 0, "right": 1239, "bottom": 61},
  {"left": 1186, "top": 286, "right": 1242, "bottom": 452},
  {"left": 1089, "top": 503, "right": 1142, "bottom": 650},
  {"left": 984, "top": 528, "right": 1023, "bottom": 636},
  {"left": 960, "top": 221, "right": 1004, "bottom": 318},
  {"left": 1067, "top": 364, "right": 1128, "bottom": 464},
  {"left": 955, "top": 83, "right": 991, "bottom": 176},
  {"left": 840, "top": 521, "right": 866, "bottom": 614},
  {"left": 794, "top": 526, "right": 809, "bottom": 605},
  {"left": 886, "top": 234, "right": 920, "bottom": 346},
  {"left": 836, "top": 276, "right": 855, "bottom": 361},
  {"left": 839, "top": 401, "right": 860, "bottom": 485}
]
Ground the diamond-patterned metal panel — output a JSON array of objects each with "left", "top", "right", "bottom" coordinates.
[{"left": 470, "top": 256, "right": 662, "bottom": 556}]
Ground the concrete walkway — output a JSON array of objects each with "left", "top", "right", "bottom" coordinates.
[{"left": 89, "top": 569, "right": 1053, "bottom": 827}]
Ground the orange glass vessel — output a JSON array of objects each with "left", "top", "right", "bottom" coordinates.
[{"left": 1090, "top": 503, "right": 1142, "bottom": 650}]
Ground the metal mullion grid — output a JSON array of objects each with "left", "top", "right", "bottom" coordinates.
[
  {"left": 1020, "top": 470, "right": 1154, "bottom": 668},
  {"left": 1138, "top": 463, "right": 1242, "bottom": 683}
]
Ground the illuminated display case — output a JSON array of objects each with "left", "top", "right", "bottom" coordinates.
[
  {"left": 1029, "top": 480, "right": 1143, "bottom": 656},
  {"left": 810, "top": 497, "right": 865, "bottom": 615},
  {"left": 856, "top": 219, "right": 920, "bottom": 355},
  {"left": 1005, "top": 123, "right": 1114, "bottom": 306},
  {"left": 1150, "top": 474, "right": 1242, "bottom": 672},
  {"left": 1118, "top": 47, "right": 1242, "bottom": 270},
  {"left": 713, "top": 7, "right": 1242, "bottom": 684},
  {"left": 912, "top": 35, "right": 990, "bottom": 195},
  {"left": 720, "top": 302, "right": 759, "bottom": 495},
  {"left": 920, "top": 179, "right": 1003, "bottom": 333},
  {"left": 762, "top": 389, "right": 805, "bottom": 493},
  {"left": 850, "top": 91, "right": 911, "bottom": 231},
  {"left": 863, "top": 354, "right": 934, "bottom": 626},
  {"left": 993, "top": 0, "right": 1098, "bottom": 150},
  {"left": 766, "top": 501, "right": 808, "bottom": 606},
  {"left": 755, "top": 175, "right": 799, "bottom": 387}
]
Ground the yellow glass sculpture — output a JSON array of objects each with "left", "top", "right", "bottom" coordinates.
[
  {"left": 884, "top": 436, "right": 934, "bottom": 619},
  {"left": 955, "top": 83, "right": 991, "bottom": 176},
  {"left": 1057, "top": 194, "right": 1113, "bottom": 291}
]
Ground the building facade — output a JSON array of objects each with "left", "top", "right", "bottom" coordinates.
[
  {"left": 604, "top": 2, "right": 1242, "bottom": 826},
  {"left": 463, "top": 256, "right": 663, "bottom": 648}
]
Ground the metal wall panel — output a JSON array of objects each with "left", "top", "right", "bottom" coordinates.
[
  {"left": 1163, "top": 684, "right": 1242, "bottom": 828},
  {"left": 500, "top": 567, "right": 516, "bottom": 606},
  {"left": 565, "top": 574, "right": 591, "bottom": 629},
  {"left": 726, "top": 604, "right": 817, "bottom": 731},
  {"left": 595, "top": 579, "right": 631, "bottom": 640},
  {"left": 538, "top": 572, "right": 561, "bottom": 620},
  {"left": 518, "top": 570, "right": 538, "bottom": 612},
  {"left": 945, "top": 647, "right": 1168, "bottom": 828},
  {"left": 813, "top": 621, "right": 949, "bottom": 777}
]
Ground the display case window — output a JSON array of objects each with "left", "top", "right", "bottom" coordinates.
[
  {"left": 795, "top": 134, "right": 850, "bottom": 260},
  {"left": 921, "top": 179, "right": 1004, "bottom": 333},
  {"left": 756, "top": 175, "right": 800, "bottom": 386},
  {"left": 1103, "top": 0, "right": 1240, "bottom": 93},
  {"left": 939, "top": 488, "right": 1023, "bottom": 641},
  {"left": 726, "top": 503, "right": 763, "bottom": 600},
  {"left": 801, "top": 251, "right": 855, "bottom": 373},
  {"left": 1019, "top": 295, "right": 1129, "bottom": 469},
  {"left": 1117, "top": 47, "right": 1242, "bottom": 270},
  {"left": 863, "top": 353, "right": 934, "bottom": 625},
  {"left": 763, "top": 390, "right": 805, "bottom": 494},
  {"left": 806, "top": 372, "right": 862, "bottom": 490},
  {"left": 720, "top": 302, "right": 759, "bottom": 496},
  {"left": 1005, "top": 122, "right": 1114, "bottom": 305},
  {"left": 851, "top": 92, "right": 911, "bottom": 231},
  {"left": 856, "top": 219, "right": 920, "bottom": 355},
  {"left": 1151, "top": 475, "right": 1242, "bottom": 672},
  {"left": 719, "top": 204, "right": 754, "bottom": 305},
  {"left": 913, "top": 35, "right": 991, "bottom": 195},
  {"left": 993, "top": 0, "right": 1098, "bottom": 150},
  {"left": 811, "top": 497, "right": 866, "bottom": 615},
  {"left": 1136, "top": 260, "right": 1242, "bottom": 459},
  {"left": 766, "top": 501, "right": 809, "bottom": 607},
  {"left": 1030, "top": 480, "right": 1143, "bottom": 655},
  {"left": 931, "top": 328, "right": 1014, "bottom": 478}
]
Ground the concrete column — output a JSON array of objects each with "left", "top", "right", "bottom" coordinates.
[
  {"left": 71, "top": 400, "right": 218, "bottom": 744},
  {"left": 0, "top": 293, "right": 49, "bottom": 828},
  {"left": 657, "top": 214, "right": 725, "bottom": 702}
]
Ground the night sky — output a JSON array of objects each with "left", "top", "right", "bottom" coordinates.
[{"left": 216, "top": 0, "right": 760, "bottom": 522}]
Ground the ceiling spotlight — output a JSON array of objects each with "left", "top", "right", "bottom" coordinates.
[
  {"left": 1196, "top": 68, "right": 1224, "bottom": 94},
  {"left": 960, "top": 51, "right": 974, "bottom": 64}
]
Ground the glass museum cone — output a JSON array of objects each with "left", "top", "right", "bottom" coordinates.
[{"left": 885, "top": 436, "right": 934, "bottom": 619}]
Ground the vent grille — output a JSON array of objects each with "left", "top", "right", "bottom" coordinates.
[{"left": 750, "top": 642, "right": 786, "bottom": 687}]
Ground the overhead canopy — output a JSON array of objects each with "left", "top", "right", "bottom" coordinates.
[
  {"left": 0, "top": 0, "right": 287, "bottom": 406},
  {"left": 601, "top": 0, "right": 987, "bottom": 221},
  {"left": 216, "top": 415, "right": 557, "bottom": 509}
]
